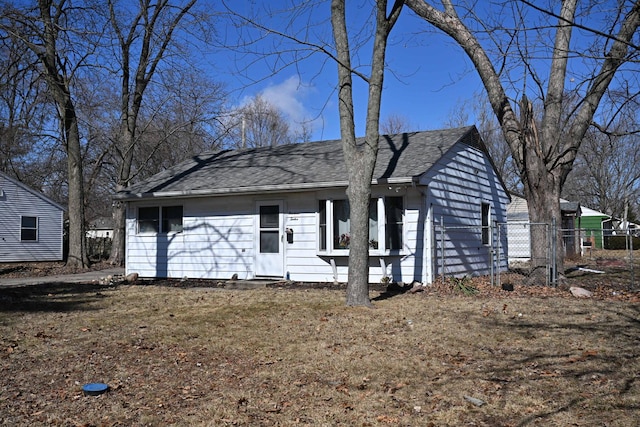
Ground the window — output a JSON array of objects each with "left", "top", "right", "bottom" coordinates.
[
  {"left": 259, "top": 205, "right": 279, "bottom": 253},
  {"left": 137, "top": 206, "right": 183, "bottom": 233},
  {"left": 21, "top": 216, "right": 38, "bottom": 241},
  {"left": 162, "top": 206, "right": 183, "bottom": 233},
  {"left": 138, "top": 207, "right": 159, "bottom": 233},
  {"left": 318, "top": 200, "right": 327, "bottom": 251},
  {"left": 331, "top": 199, "right": 378, "bottom": 250},
  {"left": 333, "top": 199, "right": 351, "bottom": 249},
  {"left": 481, "top": 202, "right": 491, "bottom": 245},
  {"left": 318, "top": 197, "right": 403, "bottom": 253},
  {"left": 385, "top": 197, "right": 403, "bottom": 250}
]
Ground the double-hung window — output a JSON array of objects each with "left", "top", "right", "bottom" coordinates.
[
  {"left": 481, "top": 202, "right": 491, "bottom": 245},
  {"left": 137, "top": 206, "right": 183, "bottom": 234},
  {"left": 162, "top": 206, "right": 184, "bottom": 233},
  {"left": 385, "top": 197, "right": 403, "bottom": 250},
  {"left": 21, "top": 216, "right": 38, "bottom": 241},
  {"left": 318, "top": 197, "right": 404, "bottom": 254}
]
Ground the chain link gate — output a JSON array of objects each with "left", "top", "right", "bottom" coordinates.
[
  {"left": 434, "top": 218, "right": 556, "bottom": 287},
  {"left": 495, "top": 221, "right": 554, "bottom": 287}
]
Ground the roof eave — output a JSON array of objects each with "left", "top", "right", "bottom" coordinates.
[
  {"left": 115, "top": 177, "right": 419, "bottom": 201},
  {"left": 115, "top": 180, "right": 349, "bottom": 201}
]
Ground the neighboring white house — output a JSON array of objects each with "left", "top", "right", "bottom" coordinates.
[
  {"left": 115, "top": 126, "right": 510, "bottom": 284},
  {"left": 506, "top": 194, "right": 581, "bottom": 261},
  {"left": 0, "top": 171, "right": 65, "bottom": 262},
  {"left": 87, "top": 216, "right": 114, "bottom": 239}
]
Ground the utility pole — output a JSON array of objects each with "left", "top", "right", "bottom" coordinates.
[{"left": 241, "top": 117, "right": 246, "bottom": 149}]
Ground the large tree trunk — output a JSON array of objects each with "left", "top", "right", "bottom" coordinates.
[
  {"left": 37, "top": 0, "right": 89, "bottom": 269},
  {"left": 331, "top": 0, "right": 372, "bottom": 307},
  {"left": 521, "top": 161, "right": 563, "bottom": 283},
  {"left": 345, "top": 157, "right": 376, "bottom": 306},
  {"left": 405, "top": 0, "right": 640, "bottom": 282},
  {"left": 64, "top": 102, "right": 90, "bottom": 269},
  {"left": 518, "top": 95, "right": 564, "bottom": 282},
  {"left": 331, "top": 0, "right": 401, "bottom": 306},
  {"left": 109, "top": 201, "right": 126, "bottom": 266},
  {"left": 108, "top": 124, "right": 135, "bottom": 267}
]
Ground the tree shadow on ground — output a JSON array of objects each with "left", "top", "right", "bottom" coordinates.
[
  {"left": 0, "top": 282, "right": 116, "bottom": 313},
  {"left": 471, "top": 303, "right": 640, "bottom": 425},
  {"left": 372, "top": 282, "right": 412, "bottom": 301}
]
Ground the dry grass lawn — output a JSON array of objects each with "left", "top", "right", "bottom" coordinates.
[{"left": 1, "top": 280, "right": 639, "bottom": 426}]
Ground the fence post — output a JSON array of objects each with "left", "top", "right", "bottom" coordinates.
[
  {"left": 630, "top": 229, "right": 635, "bottom": 290},
  {"left": 489, "top": 220, "right": 494, "bottom": 287},
  {"left": 440, "top": 216, "right": 445, "bottom": 284},
  {"left": 496, "top": 222, "right": 501, "bottom": 288},
  {"left": 550, "top": 217, "right": 557, "bottom": 287}
]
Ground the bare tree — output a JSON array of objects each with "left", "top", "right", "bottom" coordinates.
[
  {"left": 332, "top": 0, "right": 403, "bottom": 306},
  {"left": 563, "top": 122, "right": 640, "bottom": 221},
  {"left": 113, "top": 67, "right": 228, "bottom": 180},
  {"left": 226, "top": 94, "right": 293, "bottom": 148},
  {"left": 76, "top": 60, "right": 227, "bottom": 225},
  {"left": 0, "top": 69, "right": 67, "bottom": 202},
  {"left": 405, "top": 0, "right": 640, "bottom": 280},
  {"left": 380, "top": 113, "right": 414, "bottom": 135},
  {"left": 76, "top": 76, "right": 121, "bottom": 224},
  {"left": 1, "top": 0, "right": 99, "bottom": 268},
  {"left": 107, "top": 0, "right": 198, "bottom": 266},
  {"left": 221, "top": 0, "right": 402, "bottom": 305},
  {"left": 0, "top": 35, "right": 48, "bottom": 180},
  {"left": 293, "top": 120, "right": 314, "bottom": 143}
]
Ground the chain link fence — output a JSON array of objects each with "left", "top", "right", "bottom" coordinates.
[
  {"left": 433, "top": 219, "right": 509, "bottom": 286},
  {"left": 87, "top": 237, "right": 112, "bottom": 261},
  {"left": 573, "top": 227, "right": 636, "bottom": 289},
  {"left": 435, "top": 219, "right": 637, "bottom": 289}
]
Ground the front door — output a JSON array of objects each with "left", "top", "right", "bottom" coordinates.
[{"left": 255, "top": 201, "right": 284, "bottom": 277}]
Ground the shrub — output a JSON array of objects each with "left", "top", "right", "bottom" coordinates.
[{"left": 604, "top": 235, "right": 640, "bottom": 250}]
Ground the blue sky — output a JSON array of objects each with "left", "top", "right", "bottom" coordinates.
[
  {"left": 211, "top": 1, "right": 637, "bottom": 143},
  {"left": 214, "top": 2, "right": 485, "bottom": 142}
]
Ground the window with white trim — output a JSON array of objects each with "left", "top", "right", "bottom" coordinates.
[
  {"left": 21, "top": 216, "right": 38, "bottom": 241},
  {"left": 385, "top": 197, "right": 403, "bottom": 250},
  {"left": 481, "top": 202, "right": 491, "bottom": 245},
  {"left": 318, "top": 200, "right": 327, "bottom": 251},
  {"left": 137, "top": 206, "right": 183, "bottom": 234},
  {"left": 318, "top": 197, "right": 403, "bottom": 254}
]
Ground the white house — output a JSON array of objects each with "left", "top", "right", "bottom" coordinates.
[
  {"left": 506, "top": 194, "right": 581, "bottom": 261},
  {"left": 0, "top": 171, "right": 65, "bottom": 262},
  {"left": 87, "top": 216, "right": 114, "bottom": 239},
  {"left": 115, "top": 126, "right": 510, "bottom": 284}
]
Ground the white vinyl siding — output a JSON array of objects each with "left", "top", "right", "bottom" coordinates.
[
  {"left": 421, "top": 143, "right": 509, "bottom": 278},
  {"left": 126, "top": 190, "right": 423, "bottom": 283},
  {"left": 126, "top": 197, "right": 254, "bottom": 279},
  {"left": 124, "top": 140, "right": 509, "bottom": 283}
]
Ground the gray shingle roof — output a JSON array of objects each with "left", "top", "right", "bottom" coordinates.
[{"left": 116, "top": 126, "right": 482, "bottom": 200}]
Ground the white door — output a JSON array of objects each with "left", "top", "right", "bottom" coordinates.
[{"left": 255, "top": 201, "right": 284, "bottom": 277}]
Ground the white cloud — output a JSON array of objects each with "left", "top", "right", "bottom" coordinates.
[{"left": 259, "top": 76, "right": 321, "bottom": 137}]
